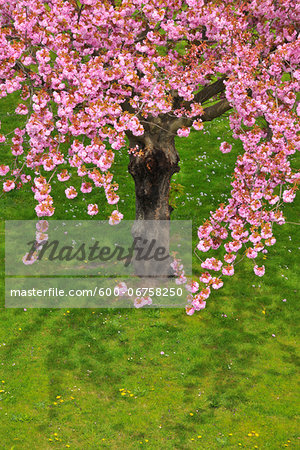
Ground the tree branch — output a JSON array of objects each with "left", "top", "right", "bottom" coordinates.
[
  {"left": 169, "top": 99, "right": 232, "bottom": 133},
  {"left": 189, "top": 76, "right": 227, "bottom": 105},
  {"left": 201, "top": 99, "right": 232, "bottom": 121}
]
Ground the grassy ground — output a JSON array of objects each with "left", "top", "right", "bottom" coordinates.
[{"left": 0, "top": 95, "right": 299, "bottom": 449}]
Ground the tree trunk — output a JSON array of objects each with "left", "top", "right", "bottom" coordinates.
[
  {"left": 127, "top": 132, "right": 180, "bottom": 277},
  {"left": 128, "top": 133, "right": 180, "bottom": 221}
]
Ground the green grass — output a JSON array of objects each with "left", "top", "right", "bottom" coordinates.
[{"left": 0, "top": 95, "right": 299, "bottom": 449}]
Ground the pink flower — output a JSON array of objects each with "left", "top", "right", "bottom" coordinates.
[
  {"left": 143, "top": 296, "right": 152, "bottom": 305},
  {"left": 220, "top": 142, "right": 232, "bottom": 153},
  {"left": 3, "top": 180, "right": 15, "bottom": 192},
  {"left": 185, "top": 280, "right": 199, "bottom": 293},
  {"left": 80, "top": 182, "right": 92, "bottom": 193},
  {"left": 0, "top": 165, "right": 9, "bottom": 176},
  {"left": 197, "top": 239, "right": 212, "bottom": 252},
  {"left": 201, "top": 257, "right": 222, "bottom": 271},
  {"left": 109, "top": 210, "right": 123, "bottom": 225},
  {"left": 15, "top": 104, "right": 29, "bottom": 115},
  {"left": 134, "top": 297, "right": 147, "bottom": 308},
  {"left": 246, "top": 247, "right": 258, "bottom": 259},
  {"left": 211, "top": 277, "right": 223, "bottom": 289},
  {"left": 192, "top": 298, "right": 206, "bottom": 310},
  {"left": 36, "top": 232, "right": 48, "bottom": 243},
  {"left": 116, "top": 282, "right": 127, "bottom": 296},
  {"left": 192, "top": 120, "right": 203, "bottom": 130},
  {"left": 57, "top": 170, "right": 71, "bottom": 182},
  {"left": 282, "top": 189, "right": 295, "bottom": 203},
  {"left": 253, "top": 265, "right": 265, "bottom": 277},
  {"left": 185, "top": 305, "right": 195, "bottom": 315},
  {"left": 199, "top": 272, "right": 212, "bottom": 284},
  {"left": 106, "top": 190, "right": 119, "bottom": 205},
  {"left": 22, "top": 251, "right": 38, "bottom": 265},
  {"left": 175, "top": 272, "right": 187, "bottom": 284},
  {"left": 198, "top": 287, "right": 211, "bottom": 300},
  {"left": 87, "top": 203, "right": 99, "bottom": 215},
  {"left": 224, "top": 253, "right": 236, "bottom": 264},
  {"left": 222, "top": 265, "right": 234, "bottom": 276},
  {"left": 177, "top": 127, "right": 190, "bottom": 137},
  {"left": 36, "top": 220, "right": 49, "bottom": 232},
  {"left": 65, "top": 186, "right": 78, "bottom": 199}
]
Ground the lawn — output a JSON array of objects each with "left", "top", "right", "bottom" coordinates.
[{"left": 0, "top": 94, "right": 299, "bottom": 449}]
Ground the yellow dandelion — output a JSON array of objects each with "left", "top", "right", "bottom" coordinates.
[
  {"left": 121, "top": 392, "right": 126, "bottom": 396},
  {"left": 287, "top": 440, "right": 291, "bottom": 443},
  {"left": 66, "top": 446, "right": 70, "bottom": 448},
  {"left": 248, "top": 433, "right": 252, "bottom": 436},
  {"left": 53, "top": 402, "right": 57, "bottom": 405},
  {"left": 70, "top": 396, "right": 74, "bottom": 400},
  {"left": 60, "top": 399, "right": 64, "bottom": 403},
  {"left": 67, "top": 310, "right": 70, "bottom": 313},
  {"left": 145, "top": 439, "right": 148, "bottom": 442},
  {"left": 189, "top": 413, "right": 194, "bottom": 416},
  {"left": 255, "top": 433, "right": 259, "bottom": 437},
  {"left": 191, "top": 438, "right": 194, "bottom": 441},
  {"left": 228, "top": 433, "right": 233, "bottom": 436},
  {"left": 262, "top": 310, "right": 265, "bottom": 314},
  {"left": 1, "top": 381, "right": 5, "bottom": 383},
  {"left": 198, "top": 435, "right": 202, "bottom": 438},
  {"left": 18, "top": 328, "right": 22, "bottom": 331},
  {"left": 0, "top": 390, "right": 4, "bottom": 393},
  {"left": 56, "top": 396, "right": 61, "bottom": 399},
  {"left": 130, "top": 394, "right": 134, "bottom": 397},
  {"left": 53, "top": 433, "right": 58, "bottom": 436}
]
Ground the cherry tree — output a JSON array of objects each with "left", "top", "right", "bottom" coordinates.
[{"left": 0, "top": 0, "right": 299, "bottom": 313}]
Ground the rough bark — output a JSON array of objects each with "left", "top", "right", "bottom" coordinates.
[
  {"left": 127, "top": 130, "right": 179, "bottom": 277},
  {"left": 128, "top": 133, "right": 180, "bottom": 221}
]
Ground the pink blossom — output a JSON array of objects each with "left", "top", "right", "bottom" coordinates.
[
  {"left": 116, "top": 282, "right": 127, "bottom": 296},
  {"left": 177, "top": 127, "right": 190, "bottom": 137},
  {"left": 87, "top": 204, "right": 99, "bottom": 216},
  {"left": 109, "top": 210, "right": 123, "bottom": 225},
  {"left": 211, "top": 277, "right": 223, "bottom": 289},
  {"left": 134, "top": 297, "right": 147, "bottom": 308},
  {"left": 192, "top": 298, "right": 206, "bottom": 310},
  {"left": 3, "top": 180, "right": 15, "bottom": 192},
  {"left": 253, "top": 265, "right": 265, "bottom": 277},
  {"left": 65, "top": 186, "right": 78, "bottom": 199},
  {"left": 220, "top": 142, "right": 232, "bottom": 154},
  {"left": 80, "top": 182, "right": 93, "bottom": 193},
  {"left": 185, "top": 280, "right": 199, "bottom": 293},
  {"left": 199, "top": 272, "right": 212, "bottom": 284},
  {"left": 0, "top": 165, "right": 9, "bottom": 176},
  {"left": 282, "top": 189, "right": 295, "bottom": 203},
  {"left": 57, "top": 170, "right": 71, "bottom": 182},
  {"left": 36, "top": 220, "right": 49, "bottom": 232},
  {"left": 22, "top": 251, "right": 38, "bottom": 265},
  {"left": 15, "top": 104, "right": 29, "bottom": 115},
  {"left": 185, "top": 305, "right": 195, "bottom": 316},
  {"left": 222, "top": 265, "right": 234, "bottom": 276},
  {"left": 246, "top": 247, "right": 258, "bottom": 259}
]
